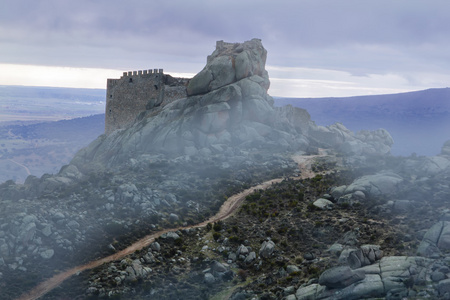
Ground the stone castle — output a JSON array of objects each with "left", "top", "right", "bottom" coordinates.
[
  {"left": 104, "top": 40, "right": 256, "bottom": 135},
  {"left": 105, "top": 69, "right": 189, "bottom": 134}
]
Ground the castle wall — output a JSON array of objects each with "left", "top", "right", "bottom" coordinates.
[{"left": 105, "top": 69, "right": 188, "bottom": 134}]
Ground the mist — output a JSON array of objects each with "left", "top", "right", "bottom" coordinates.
[{"left": 0, "top": 29, "right": 450, "bottom": 300}]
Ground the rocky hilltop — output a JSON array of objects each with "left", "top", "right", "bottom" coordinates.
[
  {"left": 1, "top": 39, "right": 450, "bottom": 300},
  {"left": 72, "top": 38, "right": 392, "bottom": 171}
]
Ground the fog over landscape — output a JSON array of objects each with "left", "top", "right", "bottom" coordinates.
[{"left": 1, "top": 1, "right": 450, "bottom": 300}]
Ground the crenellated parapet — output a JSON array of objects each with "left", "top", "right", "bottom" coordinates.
[
  {"left": 105, "top": 69, "right": 189, "bottom": 134},
  {"left": 120, "top": 69, "right": 164, "bottom": 78}
]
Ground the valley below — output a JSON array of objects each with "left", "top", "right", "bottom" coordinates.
[{"left": 0, "top": 85, "right": 105, "bottom": 183}]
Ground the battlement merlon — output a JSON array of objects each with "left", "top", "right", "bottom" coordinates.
[{"left": 120, "top": 69, "right": 164, "bottom": 78}]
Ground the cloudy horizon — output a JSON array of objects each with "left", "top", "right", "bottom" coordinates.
[{"left": 1, "top": 0, "right": 450, "bottom": 97}]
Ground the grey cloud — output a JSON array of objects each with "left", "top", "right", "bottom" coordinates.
[{"left": 1, "top": 0, "right": 450, "bottom": 78}]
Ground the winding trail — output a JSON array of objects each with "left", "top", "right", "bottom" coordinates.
[
  {"left": 8, "top": 158, "right": 31, "bottom": 176},
  {"left": 16, "top": 153, "right": 328, "bottom": 300}
]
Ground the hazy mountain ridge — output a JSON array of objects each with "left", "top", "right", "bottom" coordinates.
[
  {"left": 275, "top": 88, "right": 450, "bottom": 118},
  {"left": 274, "top": 88, "right": 450, "bottom": 156},
  {"left": 0, "top": 84, "right": 106, "bottom": 183},
  {"left": 5, "top": 113, "right": 105, "bottom": 142},
  {"left": 0, "top": 114, "right": 104, "bottom": 183}
]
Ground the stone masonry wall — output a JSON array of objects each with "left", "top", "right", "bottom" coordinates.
[{"left": 105, "top": 69, "right": 189, "bottom": 134}]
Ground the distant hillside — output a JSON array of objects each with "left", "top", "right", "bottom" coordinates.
[
  {"left": 274, "top": 88, "right": 450, "bottom": 156},
  {"left": 7, "top": 114, "right": 105, "bottom": 142},
  {"left": 0, "top": 114, "right": 105, "bottom": 183},
  {"left": 0, "top": 85, "right": 106, "bottom": 182}
]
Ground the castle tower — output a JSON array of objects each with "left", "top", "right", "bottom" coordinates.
[{"left": 105, "top": 69, "right": 165, "bottom": 134}]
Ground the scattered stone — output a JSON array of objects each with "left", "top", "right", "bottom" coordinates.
[
  {"left": 344, "top": 172, "right": 403, "bottom": 197},
  {"left": 312, "top": 198, "right": 334, "bottom": 210},
  {"left": 296, "top": 284, "right": 326, "bottom": 300},
  {"left": 244, "top": 252, "right": 256, "bottom": 264},
  {"left": 41, "top": 225, "right": 52, "bottom": 237},
  {"left": 346, "top": 245, "right": 383, "bottom": 269},
  {"left": 286, "top": 265, "right": 300, "bottom": 274},
  {"left": 283, "top": 286, "right": 296, "bottom": 296},
  {"left": 418, "top": 221, "right": 450, "bottom": 258},
  {"left": 67, "top": 220, "right": 80, "bottom": 229},
  {"left": 327, "top": 243, "right": 344, "bottom": 256},
  {"left": 392, "top": 199, "right": 412, "bottom": 212},
  {"left": 431, "top": 271, "right": 446, "bottom": 282},
  {"left": 318, "top": 266, "right": 365, "bottom": 288},
  {"left": 236, "top": 244, "right": 249, "bottom": 256},
  {"left": 161, "top": 232, "right": 180, "bottom": 240},
  {"left": 204, "top": 272, "right": 215, "bottom": 285},
  {"left": 331, "top": 185, "right": 347, "bottom": 199},
  {"left": 40, "top": 249, "right": 55, "bottom": 259},
  {"left": 150, "top": 242, "right": 160, "bottom": 252},
  {"left": 439, "top": 279, "right": 450, "bottom": 295},
  {"left": 211, "top": 261, "right": 227, "bottom": 273},
  {"left": 259, "top": 240, "right": 275, "bottom": 258},
  {"left": 303, "top": 252, "right": 316, "bottom": 261},
  {"left": 169, "top": 213, "right": 179, "bottom": 223},
  {"left": 352, "top": 190, "right": 365, "bottom": 200},
  {"left": 228, "top": 253, "right": 237, "bottom": 262},
  {"left": 285, "top": 294, "right": 296, "bottom": 300},
  {"left": 17, "top": 222, "right": 36, "bottom": 244}
]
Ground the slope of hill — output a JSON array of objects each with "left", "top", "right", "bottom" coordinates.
[
  {"left": 0, "top": 85, "right": 106, "bottom": 183},
  {"left": 274, "top": 88, "right": 450, "bottom": 156},
  {"left": 5, "top": 113, "right": 105, "bottom": 142},
  {"left": 0, "top": 114, "right": 105, "bottom": 183}
]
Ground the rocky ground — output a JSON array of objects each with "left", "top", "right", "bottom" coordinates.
[
  {"left": 18, "top": 142, "right": 450, "bottom": 300},
  {"left": 0, "top": 148, "right": 297, "bottom": 300},
  {"left": 3, "top": 144, "right": 450, "bottom": 300}
]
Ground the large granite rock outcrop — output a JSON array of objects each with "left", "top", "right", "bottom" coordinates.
[
  {"left": 318, "top": 266, "right": 365, "bottom": 288},
  {"left": 187, "top": 39, "right": 269, "bottom": 96},
  {"left": 71, "top": 39, "right": 393, "bottom": 171},
  {"left": 309, "top": 124, "right": 394, "bottom": 156},
  {"left": 417, "top": 221, "right": 450, "bottom": 258},
  {"left": 330, "top": 171, "right": 404, "bottom": 206},
  {"left": 297, "top": 256, "right": 435, "bottom": 300},
  {"left": 72, "top": 39, "right": 304, "bottom": 169}
]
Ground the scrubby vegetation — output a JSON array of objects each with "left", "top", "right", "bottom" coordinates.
[{"left": 41, "top": 153, "right": 436, "bottom": 299}]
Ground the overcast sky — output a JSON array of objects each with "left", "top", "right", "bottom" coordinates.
[{"left": 1, "top": 0, "right": 450, "bottom": 97}]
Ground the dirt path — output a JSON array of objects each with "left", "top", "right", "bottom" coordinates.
[
  {"left": 16, "top": 154, "right": 327, "bottom": 300},
  {"left": 8, "top": 158, "right": 31, "bottom": 176}
]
